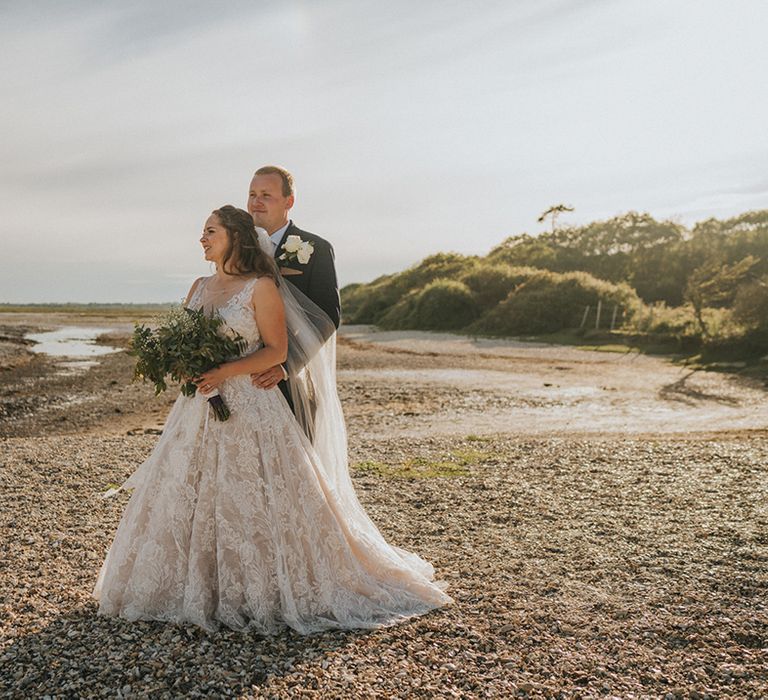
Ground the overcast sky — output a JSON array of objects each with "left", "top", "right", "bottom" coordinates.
[{"left": 2, "top": 0, "right": 767, "bottom": 303}]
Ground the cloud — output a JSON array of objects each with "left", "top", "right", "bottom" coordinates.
[{"left": 1, "top": 1, "right": 767, "bottom": 302}]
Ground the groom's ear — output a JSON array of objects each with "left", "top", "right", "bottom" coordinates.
[{"left": 286, "top": 193, "right": 295, "bottom": 210}]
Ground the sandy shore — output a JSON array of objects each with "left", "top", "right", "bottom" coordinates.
[
  {"left": 337, "top": 326, "right": 768, "bottom": 438},
  {"left": 1, "top": 315, "right": 767, "bottom": 697}
]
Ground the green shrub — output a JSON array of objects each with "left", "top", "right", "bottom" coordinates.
[
  {"left": 469, "top": 270, "right": 642, "bottom": 335},
  {"left": 628, "top": 302, "right": 697, "bottom": 335},
  {"left": 733, "top": 277, "right": 768, "bottom": 331},
  {"left": 459, "top": 264, "right": 539, "bottom": 309},
  {"left": 343, "top": 253, "right": 478, "bottom": 324},
  {"left": 380, "top": 279, "right": 478, "bottom": 330},
  {"left": 415, "top": 280, "right": 478, "bottom": 330},
  {"left": 377, "top": 289, "right": 420, "bottom": 329},
  {"left": 339, "top": 282, "right": 366, "bottom": 320},
  {"left": 341, "top": 276, "right": 395, "bottom": 324}
]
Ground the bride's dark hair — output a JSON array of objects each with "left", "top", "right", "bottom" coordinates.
[{"left": 212, "top": 205, "right": 279, "bottom": 282}]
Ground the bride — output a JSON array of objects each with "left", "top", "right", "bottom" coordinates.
[{"left": 92, "top": 205, "right": 451, "bottom": 634}]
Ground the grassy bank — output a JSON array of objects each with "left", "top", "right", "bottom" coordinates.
[
  {"left": 342, "top": 208, "right": 768, "bottom": 368},
  {"left": 514, "top": 327, "right": 768, "bottom": 379}
]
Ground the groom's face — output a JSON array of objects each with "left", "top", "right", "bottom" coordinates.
[{"left": 248, "top": 174, "right": 294, "bottom": 235}]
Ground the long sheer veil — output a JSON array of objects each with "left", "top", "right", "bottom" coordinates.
[
  {"left": 256, "top": 228, "right": 438, "bottom": 579},
  {"left": 252, "top": 226, "right": 345, "bottom": 486},
  {"left": 256, "top": 229, "right": 355, "bottom": 491}
]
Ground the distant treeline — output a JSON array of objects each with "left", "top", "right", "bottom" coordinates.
[
  {"left": 341, "top": 209, "right": 768, "bottom": 357},
  {"left": 0, "top": 303, "right": 172, "bottom": 314}
]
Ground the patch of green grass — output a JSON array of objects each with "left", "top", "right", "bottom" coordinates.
[
  {"left": 519, "top": 330, "right": 643, "bottom": 354},
  {"left": 574, "top": 343, "right": 636, "bottom": 354},
  {"left": 354, "top": 460, "right": 390, "bottom": 475},
  {"left": 451, "top": 448, "right": 492, "bottom": 465},
  {"left": 353, "top": 448, "right": 493, "bottom": 479},
  {"left": 681, "top": 354, "right": 768, "bottom": 380},
  {"left": 465, "top": 434, "right": 492, "bottom": 443},
  {"left": 512, "top": 329, "right": 722, "bottom": 364},
  {"left": 401, "top": 457, "right": 469, "bottom": 478}
]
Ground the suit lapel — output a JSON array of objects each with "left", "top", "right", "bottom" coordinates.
[
  {"left": 274, "top": 221, "right": 310, "bottom": 289},
  {"left": 273, "top": 221, "right": 295, "bottom": 260}
]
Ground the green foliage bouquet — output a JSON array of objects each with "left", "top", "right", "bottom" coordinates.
[{"left": 131, "top": 306, "right": 247, "bottom": 421}]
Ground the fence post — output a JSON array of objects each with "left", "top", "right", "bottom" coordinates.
[
  {"left": 580, "top": 305, "right": 590, "bottom": 329},
  {"left": 595, "top": 300, "right": 602, "bottom": 330}
]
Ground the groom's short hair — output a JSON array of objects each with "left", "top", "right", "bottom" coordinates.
[{"left": 254, "top": 166, "right": 294, "bottom": 197}]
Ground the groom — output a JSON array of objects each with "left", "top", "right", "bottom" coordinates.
[{"left": 247, "top": 165, "right": 341, "bottom": 401}]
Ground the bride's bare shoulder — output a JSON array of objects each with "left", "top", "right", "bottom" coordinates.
[
  {"left": 183, "top": 276, "right": 208, "bottom": 305},
  {"left": 250, "top": 274, "right": 280, "bottom": 292},
  {"left": 248, "top": 275, "right": 282, "bottom": 308}
]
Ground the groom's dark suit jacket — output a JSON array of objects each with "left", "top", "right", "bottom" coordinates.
[
  {"left": 274, "top": 221, "right": 340, "bottom": 413},
  {"left": 274, "top": 221, "right": 341, "bottom": 329}
]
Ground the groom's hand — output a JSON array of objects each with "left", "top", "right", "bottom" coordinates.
[{"left": 251, "top": 364, "right": 287, "bottom": 389}]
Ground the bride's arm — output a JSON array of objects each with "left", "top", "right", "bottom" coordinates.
[{"left": 194, "top": 277, "right": 287, "bottom": 389}]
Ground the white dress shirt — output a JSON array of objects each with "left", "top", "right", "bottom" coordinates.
[{"left": 269, "top": 221, "right": 291, "bottom": 253}]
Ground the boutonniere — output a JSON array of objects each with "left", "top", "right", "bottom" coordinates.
[{"left": 279, "top": 234, "right": 314, "bottom": 265}]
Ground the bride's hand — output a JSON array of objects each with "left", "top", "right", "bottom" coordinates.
[{"left": 194, "top": 365, "right": 230, "bottom": 393}]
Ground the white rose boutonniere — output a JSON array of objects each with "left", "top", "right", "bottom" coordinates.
[
  {"left": 282, "top": 235, "right": 302, "bottom": 254},
  {"left": 279, "top": 235, "right": 315, "bottom": 264},
  {"left": 297, "top": 241, "right": 313, "bottom": 264}
]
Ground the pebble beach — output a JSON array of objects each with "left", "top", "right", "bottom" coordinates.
[{"left": 1, "top": 316, "right": 767, "bottom": 698}]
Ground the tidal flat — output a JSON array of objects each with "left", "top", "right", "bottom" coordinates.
[{"left": 1, "top": 312, "right": 766, "bottom": 698}]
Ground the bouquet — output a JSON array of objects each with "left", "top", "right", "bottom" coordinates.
[{"left": 131, "top": 306, "right": 247, "bottom": 420}]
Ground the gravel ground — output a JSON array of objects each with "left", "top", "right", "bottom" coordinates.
[
  {"left": 1, "top": 433, "right": 767, "bottom": 698},
  {"left": 1, "top": 318, "right": 767, "bottom": 698}
]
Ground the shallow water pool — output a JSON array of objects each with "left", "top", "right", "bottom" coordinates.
[{"left": 26, "top": 327, "right": 120, "bottom": 358}]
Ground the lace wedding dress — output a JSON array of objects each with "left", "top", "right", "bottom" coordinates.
[{"left": 92, "top": 276, "right": 451, "bottom": 634}]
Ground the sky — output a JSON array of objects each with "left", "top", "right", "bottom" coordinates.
[{"left": 1, "top": 0, "right": 767, "bottom": 303}]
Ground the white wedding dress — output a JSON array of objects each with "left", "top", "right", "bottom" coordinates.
[{"left": 92, "top": 276, "right": 451, "bottom": 634}]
